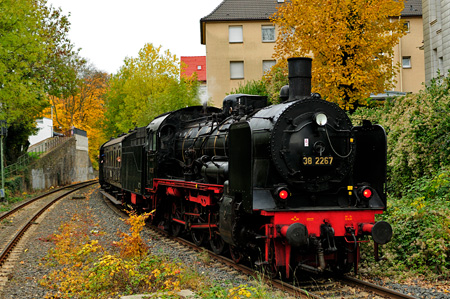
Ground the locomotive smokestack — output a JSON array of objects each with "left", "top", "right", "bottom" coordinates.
[{"left": 288, "top": 57, "right": 312, "bottom": 100}]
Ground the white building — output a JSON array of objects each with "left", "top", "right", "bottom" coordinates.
[
  {"left": 422, "top": 0, "right": 450, "bottom": 82},
  {"left": 28, "top": 117, "right": 53, "bottom": 146}
]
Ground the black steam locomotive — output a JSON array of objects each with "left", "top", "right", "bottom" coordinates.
[{"left": 99, "top": 57, "right": 392, "bottom": 277}]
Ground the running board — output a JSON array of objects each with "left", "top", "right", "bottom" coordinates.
[{"left": 100, "top": 190, "right": 122, "bottom": 205}]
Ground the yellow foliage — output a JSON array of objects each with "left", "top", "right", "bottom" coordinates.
[
  {"left": 115, "top": 210, "right": 152, "bottom": 258},
  {"left": 272, "top": 0, "right": 406, "bottom": 110},
  {"left": 43, "top": 70, "right": 109, "bottom": 169}
]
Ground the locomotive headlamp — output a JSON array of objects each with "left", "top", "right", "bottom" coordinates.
[
  {"left": 274, "top": 186, "right": 290, "bottom": 201},
  {"left": 358, "top": 186, "right": 374, "bottom": 200},
  {"left": 363, "top": 188, "right": 372, "bottom": 199},
  {"left": 314, "top": 113, "right": 327, "bottom": 126},
  {"left": 279, "top": 189, "right": 289, "bottom": 200}
]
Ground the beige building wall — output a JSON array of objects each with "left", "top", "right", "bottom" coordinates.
[
  {"left": 393, "top": 16, "right": 425, "bottom": 93},
  {"left": 204, "top": 17, "right": 425, "bottom": 106},
  {"left": 205, "top": 21, "right": 277, "bottom": 107}
]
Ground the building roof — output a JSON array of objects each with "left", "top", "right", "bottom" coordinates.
[
  {"left": 200, "top": 0, "right": 422, "bottom": 44},
  {"left": 200, "top": 0, "right": 282, "bottom": 44},
  {"left": 201, "top": 0, "right": 280, "bottom": 22},
  {"left": 402, "top": 0, "right": 422, "bottom": 16},
  {"left": 180, "top": 56, "right": 207, "bottom": 81}
]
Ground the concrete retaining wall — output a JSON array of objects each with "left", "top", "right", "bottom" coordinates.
[{"left": 28, "top": 136, "right": 95, "bottom": 190}]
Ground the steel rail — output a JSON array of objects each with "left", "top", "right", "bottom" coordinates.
[
  {"left": 152, "top": 228, "right": 321, "bottom": 299},
  {"left": 336, "top": 275, "right": 419, "bottom": 299},
  {"left": 101, "top": 190, "right": 418, "bottom": 299},
  {"left": 0, "top": 181, "right": 97, "bottom": 267},
  {"left": 0, "top": 179, "right": 98, "bottom": 222}
]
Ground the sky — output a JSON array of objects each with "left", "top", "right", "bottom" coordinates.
[{"left": 46, "top": 0, "right": 224, "bottom": 74}]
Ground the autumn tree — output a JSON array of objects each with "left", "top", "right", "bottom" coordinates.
[
  {"left": 47, "top": 63, "right": 109, "bottom": 169},
  {"left": 272, "top": 0, "right": 406, "bottom": 110},
  {"left": 103, "top": 43, "right": 200, "bottom": 137}
]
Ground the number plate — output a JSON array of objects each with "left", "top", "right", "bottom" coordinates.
[{"left": 302, "top": 156, "right": 334, "bottom": 166}]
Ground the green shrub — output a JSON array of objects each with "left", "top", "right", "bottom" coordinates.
[
  {"left": 28, "top": 151, "right": 42, "bottom": 159},
  {"left": 228, "top": 80, "right": 271, "bottom": 100},
  {"left": 380, "top": 169, "right": 450, "bottom": 277},
  {"left": 352, "top": 72, "right": 450, "bottom": 196},
  {"left": 353, "top": 72, "right": 450, "bottom": 278},
  {"left": 359, "top": 169, "right": 450, "bottom": 279}
]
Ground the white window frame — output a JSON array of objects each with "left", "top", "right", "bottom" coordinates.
[
  {"left": 229, "top": 25, "right": 243, "bottom": 43},
  {"left": 402, "top": 56, "right": 411, "bottom": 68},
  {"left": 262, "top": 25, "right": 276, "bottom": 42},
  {"left": 262, "top": 60, "right": 276, "bottom": 74},
  {"left": 404, "top": 21, "right": 410, "bottom": 33},
  {"left": 230, "top": 61, "right": 244, "bottom": 79}
]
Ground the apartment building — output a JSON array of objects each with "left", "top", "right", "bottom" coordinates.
[
  {"left": 422, "top": 0, "right": 450, "bottom": 83},
  {"left": 201, "top": 0, "right": 425, "bottom": 107},
  {"left": 393, "top": 0, "right": 425, "bottom": 93},
  {"left": 200, "top": 0, "right": 283, "bottom": 107}
]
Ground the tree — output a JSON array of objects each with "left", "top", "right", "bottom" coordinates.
[
  {"left": 272, "top": 0, "right": 406, "bottom": 111},
  {"left": 0, "top": 0, "right": 81, "bottom": 163},
  {"left": 103, "top": 43, "right": 200, "bottom": 137},
  {"left": 228, "top": 80, "right": 270, "bottom": 100},
  {"left": 47, "top": 63, "right": 109, "bottom": 169}
]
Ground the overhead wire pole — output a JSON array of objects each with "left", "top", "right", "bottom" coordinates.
[{"left": 0, "top": 120, "right": 6, "bottom": 201}]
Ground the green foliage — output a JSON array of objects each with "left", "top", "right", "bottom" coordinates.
[
  {"left": 0, "top": 0, "right": 82, "bottom": 163},
  {"left": 352, "top": 71, "right": 450, "bottom": 196},
  {"left": 27, "top": 152, "right": 42, "bottom": 160},
  {"left": 386, "top": 175, "right": 450, "bottom": 277},
  {"left": 361, "top": 169, "right": 450, "bottom": 278},
  {"left": 228, "top": 80, "right": 270, "bottom": 98},
  {"left": 262, "top": 62, "right": 289, "bottom": 104},
  {"left": 353, "top": 72, "right": 450, "bottom": 278},
  {"left": 5, "top": 176, "right": 24, "bottom": 195},
  {"left": 103, "top": 44, "right": 200, "bottom": 137}
]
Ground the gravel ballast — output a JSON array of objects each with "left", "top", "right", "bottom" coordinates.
[{"left": 0, "top": 187, "right": 249, "bottom": 299}]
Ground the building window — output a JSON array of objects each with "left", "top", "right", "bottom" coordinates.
[
  {"left": 229, "top": 26, "right": 243, "bottom": 43},
  {"left": 402, "top": 56, "right": 411, "bottom": 68},
  {"left": 262, "top": 25, "right": 275, "bottom": 42},
  {"left": 230, "top": 61, "right": 244, "bottom": 79},
  {"left": 404, "top": 21, "right": 410, "bottom": 33},
  {"left": 197, "top": 65, "right": 202, "bottom": 70},
  {"left": 263, "top": 60, "right": 276, "bottom": 74}
]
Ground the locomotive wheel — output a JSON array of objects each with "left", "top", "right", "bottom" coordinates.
[
  {"left": 229, "top": 245, "right": 244, "bottom": 264},
  {"left": 190, "top": 206, "right": 206, "bottom": 246},
  {"left": 260, "top": 241, "right": 281, "bottom": 279},
  {"left": 170, "top": 222, "right": 183, "bottom": 237},
  {"left": 191, "top": 228, "right": 206, "bottom": 246},
  {"left": 170, "top": 202, "right": 184, "bottom": 237},
  {"left": 209, "top": 231, "right": 225, "bottom": 254}
]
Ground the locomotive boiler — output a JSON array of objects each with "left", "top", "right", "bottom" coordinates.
[{"left": 99, "top": 57, "right": 392, "bottom": 278}]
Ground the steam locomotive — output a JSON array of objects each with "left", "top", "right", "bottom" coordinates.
[{"left": 99, "top": 57, "right": 392, "bottom": 278}]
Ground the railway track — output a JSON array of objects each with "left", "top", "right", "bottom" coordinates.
[
  {"left": 100, "top": 190, "right": 419, "bottom": 299},
  {"left": 0, "top": 180, "right": 97, "bottom": 287}
]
